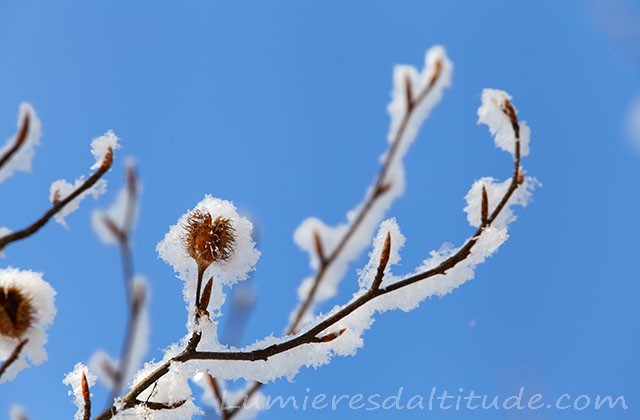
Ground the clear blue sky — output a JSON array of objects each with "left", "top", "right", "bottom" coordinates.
[{"left": 1, "top": 1, "right": 639, "bottom": 419}]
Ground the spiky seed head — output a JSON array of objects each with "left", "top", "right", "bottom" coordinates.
[
  {"left": 183, "top": 210, "right": 236, "bottom": 269},
  {"left": 0, "top": 286, "right": 34, "bottom": 338}
]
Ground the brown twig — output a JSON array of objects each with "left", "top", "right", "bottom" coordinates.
[
  {"left": 370, "top": 231, "right": 391, "bottom": 291},
  {"left": 0, "top": 112, "right": 30, "bottom": 171},
  {"left": 95, "top": 95, "right": 525, "bottom": 420},
  {"left": 287, "top": 56, "right": 444, "bottom": 336},
  {"left": 0, "top": 338, "right": 28, "bottom": 380},
  {"left": 105, "top": 165, "right": 145, "bottom": 405},
  {"left": 0, "top": 148, "right": 114, "bottom": 251}
]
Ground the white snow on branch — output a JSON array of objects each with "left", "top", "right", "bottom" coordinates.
[
  {"left": 49, "top": 130, "right": 119, "bottom": 228},
  {"left": 477, "top": 89, "right": 530, "bottom": 157},
  {"left": 0, "top": 268, "right": 56, "bottom": 383},
  {"left": 50, "top": 177, "right": 107, "bottom": 229},
  {"left": 62, "top": 363, "right": 96, "bottom": 420},
  {"left": 0, "top": 103, "right": 42, "bottom": 184},
  {"left": 90, "top": 130, "right": 120, "bottom": 170},
  {"left": 292, "top": 46, "right": 453, "bottom": 328}
]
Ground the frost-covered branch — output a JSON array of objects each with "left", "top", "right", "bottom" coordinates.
[
  {"left": 94, "top": 47, "right": 535, "bottom": 419},
  {"left": 0, "top": 146, "right": 114, "bottom": 251}
]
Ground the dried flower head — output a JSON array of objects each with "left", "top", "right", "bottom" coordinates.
[
  {"left": 183, "top": 210, "right": 235, "bottom": 269},
  {"left": 0, "top": 286, "right": 34, "bottom": 338}
]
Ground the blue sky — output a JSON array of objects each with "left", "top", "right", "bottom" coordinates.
[{"left": 1, "top": 1, "right": 639, "bottom": 419}]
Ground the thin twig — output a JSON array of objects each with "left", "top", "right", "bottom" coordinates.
[
  {"left": 107, "top": 166, "right": 144, "bottom": 403},
  {"left": 0, "top": 148, "right": 114, "bottom": 251},
  {"left": 0, "top": 112, "right": 30, "bottom": 171},
  {"left": 0, "top": 338, "right": 28, "bottom": 380},
  {"left": 205, "top": 373, "right": 229, "bottom": 420}
]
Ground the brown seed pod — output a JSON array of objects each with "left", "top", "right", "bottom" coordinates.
[
  {"left": 0, "top": 286, "right": 34, "bottom": 338},
  {"left": 183, "top": 210, "right": 236, "bottom": 269}
]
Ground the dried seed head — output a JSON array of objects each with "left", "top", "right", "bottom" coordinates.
[
  {"left": 0, "top": 286, "right": 34, "bottom": 338},
  {"left": 183, "top": 210, "right": 236, "bottom": 269}
]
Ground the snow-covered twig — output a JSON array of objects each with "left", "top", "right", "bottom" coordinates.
[
  {"left": 95, "top": 72, "right": 531, "bottom": 420},
  {"left": 0, "top": 147, "right": 114, "bottom": 251}
]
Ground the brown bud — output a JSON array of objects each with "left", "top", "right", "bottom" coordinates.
[
  {"left": 501, "top": 99, "right": 520, "bottom": 139},
  {"left": 183, "top": 210, "right": 235, "bottom": 269},
  {"left": 51, "top": 188, "right": 61, "bottom": 205},
  {"left": 0, "top": 286, "right": 34, "bottom": 338},
  {"left": 481, "top": 185, "right": 489, "bottom": 225},
  {"left": 317, "top": 328, "right": 347, "bottom": 343},
  {"left": 81, "top": 371, "right": 91, "bottom": 420},
  {"left": 516, "top": 168, "right": 525, "bottom": 185},
  {"left": 428, "top": 59, "right": 442, "bottom": 89},
  {"left": 101, "top": 147, "right": 114, "bottom": 170}
]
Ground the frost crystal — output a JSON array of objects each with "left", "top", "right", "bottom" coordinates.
[
  {"left": 63, "top": 363, "right": 96, "bottom": 420},
  {"left": 0, "top": 268, "right": 56, "bottom": 383},
  {"left": 90, "top": 130, "right": 120, "bottom": 170},
  {"left": 0, "top": 103, "right": 42, "bottom": 184},
  {"left": 477, "top": 89, "right": 530, "bottom": 157}
]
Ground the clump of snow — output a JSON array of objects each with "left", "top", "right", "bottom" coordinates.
[
  {"left": 119, "top": 362, "right": 202, "bottom": 420},
  {"left": 156, "top": 195, "right": 260, "bottom": 321},
  {"left": 0, "top": 103, "right": 42, "bottom": 184},
  {"left": 50, "top": 178, "right": 107, "bottom": 228},
  {"left": 0, "top": 268, "right": 56, "bottom": 383},
  {"left": 477, "top": 89, "right": 530, "bottom": 157},
  {"left": 62, "top": 363, "right": 96, "bottom": 420},
  {"left": 90, "top": 130, "right": 120, "bottom": 170},
  {"left": 291, "top": 46, "right": 453, "bottom": 330}
]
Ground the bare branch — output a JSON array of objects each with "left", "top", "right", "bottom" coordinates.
[
  {"left": 0, "top": 148, "right": 114, "bottom": 251},
  {"left": 0, "top": 338, "right": 28, "bottom": 380}
]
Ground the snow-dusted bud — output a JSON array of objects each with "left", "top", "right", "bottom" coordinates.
[
  {"left": 0, "top": 286, "right": 34, "bottom": 338},
  {"left": 183, "top": 210, "right": 235, "bottom": 270}
]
